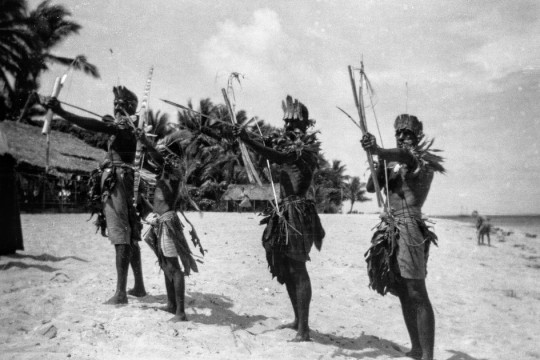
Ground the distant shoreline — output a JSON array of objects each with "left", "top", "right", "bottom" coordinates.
[
  {"left": 432, "top": 214, "right": 540, "bottom": 238},
  {"left": 433, "top": 214, "right": 540, "bottom": 218}
]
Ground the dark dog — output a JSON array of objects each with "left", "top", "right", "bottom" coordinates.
[{"left": 472, "top": 211, "right": 491, "bottom": 246}]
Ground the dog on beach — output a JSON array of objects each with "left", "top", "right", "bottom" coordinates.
[{"left": 472, "top": 211, "right": 491, "bottom": 246}]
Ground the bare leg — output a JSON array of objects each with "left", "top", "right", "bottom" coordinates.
[
  {"left": 164, "top": 257, "right": 187, "bottom": 322},
  {"left": 158, "top": 273, "right": 176, "bottom": 314},
  {"left": 127, "top": 243, "right": 147, "bottom": 297},
  {"left": 417, "top": 300, "right": 435, "bottom": 360},
  {"left": 104, "top": 244, "right": 131, "bottom": 305},
  {"left": 278, "top": 280, "right": 299, "bottom": 330},
  {"left": 289, "top": 259, "right": 311, "bottom": 342},
  {"left": 401, "top": 279, "right": 435, "bottom": 360},
  {"left": 486, "top": 233, "right": 491, "bottom": 247},
  {"left": 397, "top": 281, "right": 422, "bottom": 359}
]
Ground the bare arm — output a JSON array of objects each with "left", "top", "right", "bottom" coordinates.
[
  {"left": 43, "top": 97, "right": 116, "bottom": 134},
  {"left": 361, "top": 132, "right": 418, "bottom": 176},
  {"left": 238, "top": 132, "right": 297, "bottom": 164},
  {"left": 374, "top": 148, "right": 418, "bottom": 170},
  {"left": 366, "top": 161, "right": 386, "bottom": 193}
]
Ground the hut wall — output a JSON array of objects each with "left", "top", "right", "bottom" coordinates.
[
  {"left": 17, "top": 170, "right": 90, "bottom": 213},
  {"left": 219, "top": 199, "right": 272, "bottom": 213},
  {"left": 1, "top": 121, "right": 105, "bottom": 213}
]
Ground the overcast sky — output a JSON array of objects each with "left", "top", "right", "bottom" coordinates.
[{"left": 32, "top": 0, "right": 540, "bottom": 215}]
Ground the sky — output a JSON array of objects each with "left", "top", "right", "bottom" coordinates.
[{"left": 31, "top": 0, "right": 540, "bottom": 215}]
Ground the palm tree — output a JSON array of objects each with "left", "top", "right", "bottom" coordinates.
[
  {"left": 146, "top": 109, "right": 176, "bottom": 139},
  {"left": 343, "top": 176, "right": 370, "bottom": 213},
  {"left": 0, "top": 0, "right": 34, "bottom": 112},
  {"left": 2, "top": 0, "right": 100, "bottom": 118},
  {"left": 175, "top": 99, "right": 239, "bottom": 186},
  {"left": 329, "top": 160, "right": 349, "bottom": 188},
  {"left": 311, "top": 159, "right": 350, "bottom": 213}
]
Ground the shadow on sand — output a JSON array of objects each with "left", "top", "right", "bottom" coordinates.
[
  {"left": 311, "top": 331, "right": 406, "bottom": 359},
  {"left": 186, "top": 291, "right": 268, "bottom": 328},
  {"left": 2, "top": 253, "right": 88, "bottom": 262},
  {"left": 0, "top": 261, "right": 60, "bottom": 272},
  {"left": 138, "top": 291, "right": 267, "bottom": 328},
  {"left": 312, "top": 332, "right": 484, "bottom": 360},
  {"left": 445, "top": 350, "right": 489, "bottom": 360},
  {"left": 138, "top": 293, "right": 168, "bottom": 304},
  {"left": 134, "top": 294, "right": 483, "bottom": 360}
]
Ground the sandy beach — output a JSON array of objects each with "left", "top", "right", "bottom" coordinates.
[{"left": 1, "top": 213, "right": 539, "bottom": 360}]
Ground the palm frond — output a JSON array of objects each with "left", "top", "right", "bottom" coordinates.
[{"left": 45, "top": 54, "right": 100, "bottom": 78}]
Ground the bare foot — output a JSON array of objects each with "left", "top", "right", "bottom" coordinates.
[
  {"left": 168, "top": 313, "right": 188, "bottom": 322},
  {"left": 158, "top": 305, "right": 177, "bottom": 314},
  {"left": 289, "top": 332, "right": 311, "bottom": 342},
  {"left": 278, "top": 320, "right": 298, "bottom": 330},
  {"left": 127, "top": 287, "right": 147, "bottom": 297},
  {"left": 104, "top": 293, "right": 128, "bottom": 305},
  {"left": 405, "top": 349, "right": 423, "bottom": 359}
]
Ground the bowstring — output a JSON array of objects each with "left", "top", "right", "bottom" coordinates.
[
  {"left": 405, "top": 82, "right": 409, "bottom": 114},
  {"left": 360, "top": 69, "right": 390, "bottom": 212}
]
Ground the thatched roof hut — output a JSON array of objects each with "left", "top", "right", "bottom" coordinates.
[
  {"left": 221, "top": 184, "right": 280, "bottom": 201},
  {"left": 0, "top": 121, "right": 105, "bottom": 176},
  {"left": 221, "top": 184, "right": 280, "bottom": 212},
  {"left": 1, "top": 121, "right": 106, "bottom": 212}
]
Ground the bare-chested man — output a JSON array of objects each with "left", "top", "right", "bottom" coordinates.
[
  {"left": 136, "top": 130, "right": 200, "bottom": 322},
  {"left": 362, "top": 114, "right": 445, "bottom": 360},
  {"left": 232, "top": 96, "right": 325, "bottom": 342},
  {"left": 44, "top": 87, "right": 147, "bottom": 304}
]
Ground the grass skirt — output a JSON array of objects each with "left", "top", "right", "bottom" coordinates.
[
  {"left": 144, "top": 211, "right": 198, "bottom": 276},
  {"left": 260, "top": 197, "right": 325, "bottom": 284},
  {"left": 364, "top": 212, "right": 437, "bottom": 296}
]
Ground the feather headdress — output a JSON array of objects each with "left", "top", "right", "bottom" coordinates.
[
  {"left": 113, "top": 86, "right": 138, "bottom": 110},
  {"left": 412, "top": 138, "right": 445, "bottom": 174}
]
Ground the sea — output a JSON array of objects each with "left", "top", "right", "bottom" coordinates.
[{"left": 433, "top": 215, "right": 540, "bottom": 237}]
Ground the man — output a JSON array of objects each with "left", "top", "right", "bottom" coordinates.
[
  {"left": 232, "top": 95, "right": 325, "bottom": 342},
  {"left": 362, "top": 114, "right": 445, "bottom": 360},
  {"left": 136, "top": 129, "right": 200, "bottom": 322},
  {"left": 43, "top": 86, "right": 147, "bottom": 304}
]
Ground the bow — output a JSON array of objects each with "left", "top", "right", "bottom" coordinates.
[
  {"left": 40, "top": 74, "right": 67, "bottom": 172},
  {"left": 221, "top": 88, "right": 262, "bottom": 185},
  {"left": 133, "top": 66, "right": 154, "bottom": 208},
  {"left": 254, "top": 122, "right": 280, "bottom": 215},
  {"left": 345, "top": 62, "right": 386, "bottom": 210},
  {"left": 40, "top": 57, "right": 89, "bottom": 172}
]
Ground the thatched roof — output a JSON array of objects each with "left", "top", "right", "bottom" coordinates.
[
  {"left": 0, "top": 121, "right": 106, "bottom": 175},
  {"left": 221, "top": 184, "right": 280, "bottom": 201}
]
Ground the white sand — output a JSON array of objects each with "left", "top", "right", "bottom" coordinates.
[{"left": 1, "top": 213, "right": 539, "bottom": 360}]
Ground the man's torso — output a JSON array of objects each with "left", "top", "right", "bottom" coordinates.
[
  {"left": 385, "top": 161, "right": 434, "bottom": 212},
  {"left": 107, "top": 120, "right": 137, "bottom": 164},
  {"left": 153, "top": 176, "right": 180, "bottom": 215},
  {"left": 279, "top": 160, "right": 314, "bottom": 198}
]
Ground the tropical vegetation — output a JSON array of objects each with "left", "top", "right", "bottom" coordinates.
[
  {"left": 143, "top": 98, "right": 370, "bottom": 213},
  {"left": 0, "top": 0, "right": 99, "bottom": 119},
  {"left": 0, "top": 0, "right": 370, "bottom": 213}
]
